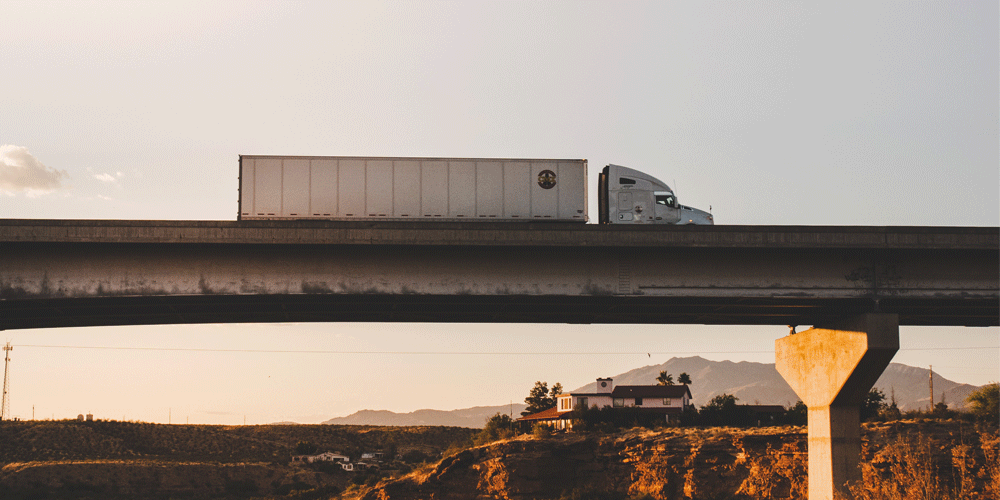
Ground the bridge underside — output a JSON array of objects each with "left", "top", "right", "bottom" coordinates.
[
  {"left": 4, "top": 293, "right": 996, "bottom": 330},
  {"left": 2, "top": 222, "right": 997, "bottom": 330}
]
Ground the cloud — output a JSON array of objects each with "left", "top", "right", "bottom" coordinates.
[
  {"left": 90, "top": 169, "right": 125, "bottom": 186},
  {"left": 0, "top": 145, "right": 68, "bottom": 196}
]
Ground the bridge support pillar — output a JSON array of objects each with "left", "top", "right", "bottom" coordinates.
[{"left": 775, "top": 314, "right": 898, "bottom": 500}]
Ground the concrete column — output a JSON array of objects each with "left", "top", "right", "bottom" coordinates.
[{"left": 775, "top": 314, "right": 899, "bottom": 500}]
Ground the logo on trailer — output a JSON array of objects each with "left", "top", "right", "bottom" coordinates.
[{"left": 537, "top": 170, "right": 557, "bottom": 189}]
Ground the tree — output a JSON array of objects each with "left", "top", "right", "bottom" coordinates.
[
  {"left": 474, "top": 413, "right": 514, "bottom": 445},
  {"left": 699, "top": 393, "right": 751, "bottom": 426},
  {"left": 860, "top": 388, "right": 887, "bottom": 421},
  {"left": 678, "top": 372, "right": 692, "bottom": 385},
  {"left": 294, "top": 441, "right": 318, "bottom": 455},
  {"left": 785, "top": 401, "right": 807, "bottom": 425},
  {"left": 966, "top": 382, "right": 999, "bottom": 422},
  {"left": 521, "top": 381, "right": 562, "bottom": 416},
  {"left": 550, "top": 382, "right": 563, "bottom": 398},
  {"left": 881, "top": 387, "right": 901, "bottom": 421},
  {"left": 704, "top": 393, "right": 738, "bottom": 410},
  {"left": 656, "top": 371, "right": 674, "bottom": 386}
]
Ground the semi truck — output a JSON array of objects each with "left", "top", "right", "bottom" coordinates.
[{"left": 238, "top": 155, "right": 713, "bottom": 225}]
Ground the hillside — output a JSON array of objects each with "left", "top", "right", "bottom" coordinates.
[
  {"left": 322, "top": 404, "right": 527, "bottom": 428},
  {"left": 0, "top": 420, "right": 476, "bottom": 465},
  {"left": 1, "top": 418, "right": 995, "bottom": 499},
  {"left": 572, "top": 356, "right": 980, "bottom": 411},
  {"left": 0, "top": 420, "right": 477, "bottom": 499},
  {"left": 349, "top": 420, "right": 998, "bottom": 500}
]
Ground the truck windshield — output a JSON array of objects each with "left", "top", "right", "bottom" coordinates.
[{"left": 655, "top": 193, "right": 676, "bottom": 207}]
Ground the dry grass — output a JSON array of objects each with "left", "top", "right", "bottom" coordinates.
[
  {"left": 979, "top": 431, "right": 1000, "bottom": 499},
  {"left": 844, "top": 427, "right": 998, "bottom": 500}
]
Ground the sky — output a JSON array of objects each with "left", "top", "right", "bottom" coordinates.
[{"left": 0, "top": 1, "right": 997, "bottom": 424}]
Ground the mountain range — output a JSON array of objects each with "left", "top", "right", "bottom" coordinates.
[
  {"left": 321, "top": 356, "right": 982, "bottom": 428},
  {"left": 571, "top": 356, "right": 979, "bottom": 412},
  {"left": 322, "top": 405, "right": 527, "bottom": 428}
]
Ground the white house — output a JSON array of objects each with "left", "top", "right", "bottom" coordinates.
[
  {"left": 291, "top": 451, "right": 351, "bottom": 465},
  {"left": 519, "top": 377, "right": 694, "bottom": 429}
]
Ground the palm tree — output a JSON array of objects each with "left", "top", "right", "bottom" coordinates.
[
  {"left": 656, "top": 371, "right": 674, "bottom": 386},
  {"left": 678, "top": 372, "right": 692, "bottom": 385}
]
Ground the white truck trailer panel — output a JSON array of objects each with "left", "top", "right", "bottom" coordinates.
[{"left": 239, "top": 156, "right": 588, "bottom": 222}]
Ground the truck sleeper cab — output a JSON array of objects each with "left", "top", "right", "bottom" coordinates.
[{"left": 598, "top": 164, "right": 713, "bottom": 225}]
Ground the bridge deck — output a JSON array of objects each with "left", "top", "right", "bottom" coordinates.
[
  {"left": 1, "top": 219, "right": 996, "bottom": 248},
  {"left": 2, "top": 221, "right": 997, "bottom": 330}
]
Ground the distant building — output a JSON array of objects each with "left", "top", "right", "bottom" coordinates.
[
  {"left": 77, "top": 414, "right": 84, "bottom": 421},
  {"left": 517, "top": 377, "right": 694, "bottom": 430},
  {"left": 291, "top": 451, "right": 350, "bottom": 465}
]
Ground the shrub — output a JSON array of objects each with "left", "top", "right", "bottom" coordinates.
[
  {"left": 532, "top": 423, "right": 551, "bottom": 439},
  {"left": 571, "top": 405, "right": 672, "bottom": 431},
  {"left": 967, "top": 383, "right": 999, "bottom": 423},
  {"left": 782, "top": 401, "right": 808, "bottom": 425},
  {"left": 699, "top": 394, "right": 754, "bottom": 426},
  {"left": 473, "top": 413, "right": 515, "bottom": 445},
  {"left": 400, "top": 449, "right": 432, "bottom": 463}
]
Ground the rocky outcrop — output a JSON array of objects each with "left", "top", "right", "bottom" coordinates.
[
  {"left": 356, "top": 427, "right": 808, "bottom": 500},
  {"left": 354, "top": 421, "right": 998, "bottom": 500}
]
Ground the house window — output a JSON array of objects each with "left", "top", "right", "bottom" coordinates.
[
  {"left": 560, "top": 398, "right": 571, "bottom": 410},
  {"left": 613, "top": 398, "right": 624, "bottom": 408},
  {"left": 663, "top": 398, "right": 672, "bottom": 406},
  {"left": 635, "top": 398, "right": 643, "bottom": 406},
  {"left": 577, "top": 397, "right": 588, "bottom": 409}
]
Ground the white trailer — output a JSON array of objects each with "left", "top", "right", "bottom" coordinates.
[{"left": 239, "top": 155, "right": 588, "bottom": 222}]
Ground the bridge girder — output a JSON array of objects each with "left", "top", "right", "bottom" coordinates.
[{"left": 1, "top": 221, "right": 996, "bottom": 330}]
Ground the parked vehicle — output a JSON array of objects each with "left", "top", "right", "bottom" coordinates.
[{"left": 238, "top": 155, "right": 712, "bottom": 224}]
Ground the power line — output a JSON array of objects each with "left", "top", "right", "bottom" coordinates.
[{"left": 11, "top": 344, "right": 999, "bottom": 355}]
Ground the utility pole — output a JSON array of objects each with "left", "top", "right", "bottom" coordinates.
[
  {"left": 929, "top": 365, "right": 934, "bottom": 411},
  {"left": 1, "top": 343, "right": 12, "bottom": 421}
]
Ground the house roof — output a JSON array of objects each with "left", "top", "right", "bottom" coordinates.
[
  {"left": 516, "top": 406, "right": 562, "bottom": 422},
  {"left": 610, "top": 385, "right": 692, "bottom": 399}
]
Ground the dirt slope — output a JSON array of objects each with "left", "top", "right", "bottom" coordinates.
[{"left": 349, "top": 421, "right": 997, "bottom": 500}]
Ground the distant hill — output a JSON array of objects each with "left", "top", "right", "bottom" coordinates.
[
  {"left": 322, "top": 404, "right": 527, "bottom": 428},
  {"left": 572, "top": 356, "right": 980, "bottom": 411}
]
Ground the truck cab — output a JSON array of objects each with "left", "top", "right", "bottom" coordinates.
[{"left": 598, "top": 164, "right": 713, "bottom": 225}]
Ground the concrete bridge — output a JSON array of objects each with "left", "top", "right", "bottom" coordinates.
[
  {"left": 1, "top": 219, "right": 997, "bottom": 499},
  {"left": 0, "top": 220, "right": 996, "bottom": 329}
]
